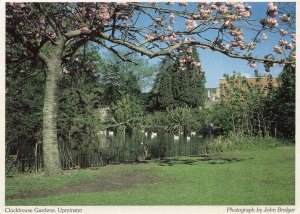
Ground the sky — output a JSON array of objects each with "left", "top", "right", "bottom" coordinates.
[{"left": 117, "top": 2, "right": 296, "bottom": 89}]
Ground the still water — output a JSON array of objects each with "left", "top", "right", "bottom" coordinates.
[
  {"left": 97, "top": 131, "right": 210, "bottom": 160},
  {"left": 62, "top": 131, "right": 213, "bottom": 169}
]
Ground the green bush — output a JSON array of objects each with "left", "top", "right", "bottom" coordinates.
[
  {"left": 206, "top": 132, "right": 282, "bottom": 154},
  {"left": 5, "top": 155, "right": 18, "bottom": 177}
]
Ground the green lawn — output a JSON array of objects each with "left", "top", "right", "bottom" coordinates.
[{"left": 6, "top": 146, "right": 295, "bottom": 205}]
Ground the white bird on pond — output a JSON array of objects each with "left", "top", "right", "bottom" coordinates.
[
  {"left": 108, "top": 131, "right": 114, "bottom": 137},
  {"left": 145, "top": 132, "right": 148, "bottom": 137},
  {"left": 191, "top": 131, "right": 196, "bottom": 136},
  {"left": 187, "top": 136, "right": 191, "bottom": 141},
  {"left": 174, "top": 135, "right": 179, "bottom": 141}
]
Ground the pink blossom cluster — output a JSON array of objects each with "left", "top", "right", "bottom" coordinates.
[
  {"left": 191, "top": 61, "right": 201, "bottom": 68},
  {"left": 248, "top": 60, "right": 257, "bottom": 68},
  {"left": 291, "top": 34, "right": 296, "bottom": 43},
  {"left": 234, "top": 3, "right": 251, "bottom": 18},
  {"left": 260, "top": 18, "right": 278, "bottom": 28},
  {"left": 267, "top": 2, "right": 278, "bottom": 17},
  {"left": 187, "top": 46, "right": 193, "bottom": 53},
  {"left": 210, "top": 2, "right": 222, "bottom": 9},
  {"left": 77, "top": 3, "right": 132, "bottom": 28},
  {"left": 224, "top": 19, "right": 232, "bottom": 27},
  {"left": 278, "top": 39, "right": 288, "bottom": 46},
  {"left": 217, "top": 5, "right": 228, "bottom": 15},
  {"left": 229, "top": 29, "right": 243, "bottom": 40},
  {"left": 222, "top": 2, "right": 251, "bottom": 18},
  {"left": 279, "top": 29, "right": 288, "bottom": 36},
  {"left": 145, "top": 33, "right": 154, "bottom": 40},
  {"left": 182, "top": 37, "right": 195, "bottom": 43},
  {"left": 178, "top": 56, "right": 188, "bottom": 70},
  {"left": 158, "top": 35, "right": 165, "bottom": 41},
  {"left": 193, "top": 2, "right": 252, "bottom": 25},
  {"left": 9, "top": 2, "right": 26, "bottom": 9},
  {"left": 228, "top": 29, "right": 248, "bottom": 50},
  {"left": 176, "top": 46, "right": 201, "bottom": 71},
  {"left": 179, "top": 2, "right": 187, "bottom": 7},
  {"left": 291, "top": 51, "right": 296, "bottom": 61},
  {"left": 215, "top": 2, "right": 251, "bottom": 18},
  {"left": 196, "top": 9, "right": 212, "bottom": 20},
  {"left": 286, "top": 43, "right": 293, "bottom": 50},
  {"left": 248, "top": 42, "right": 256, "bottom": 50},
  {"left": 186, "top": 19, "right": 197, "bottom": 31},
  {"left": 260, "top": 2, "right": 279, "bottom": 28},
  {"left": 273, "top": 45, "right": 283, "bottom": 54},
  {"left": 191, "top": 61, "right": 201, "bottom": 67},
  {"left": 178, "top": 55, "right": 201, "bottom": 70},
  {"left": 223, "top": 44, "right": 232, "bottom": 52},
  {"left": 195, "top": 3, "right": 212, "bottom": 21},
  {"left": 8, "top": 3, "right": 59, "bottom": 45},
  {"left": 99, "top": 4, "right": 110, "bottom": 20},
  {"left": 280, "top": 14, "right": 291, "bottom": 22},
  {"left": 81, "top": 26, "right": 92, "bottom": 34},
  {"left": 262, "top": 33, "right": 269, "bottom": 40},
  {"left": 277, "top": 39, "right": 293, "bottom": 50},
  {"left": 165, "top": 32, "right": 177, "bottom": 44},
  {"left": 73, "top": 3, "right": 112, "bottom": 29}
]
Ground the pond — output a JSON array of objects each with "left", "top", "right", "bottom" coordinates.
[{"left": 61, "top": 131, "right": 213, "bottom": 169}]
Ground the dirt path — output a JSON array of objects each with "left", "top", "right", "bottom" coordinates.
[{"left": 7, "top": 169, "right": 162, "bottom": 200}]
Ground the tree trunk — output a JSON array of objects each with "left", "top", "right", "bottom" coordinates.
[{"left": 42, "top": 40, "right": 64, "bottom": 175}]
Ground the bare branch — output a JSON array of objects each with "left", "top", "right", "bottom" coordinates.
[{"left": 92, "top": 38, "right": 137, "bottom": 64}]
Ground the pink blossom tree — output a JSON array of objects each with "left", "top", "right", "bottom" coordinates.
[{"left": 6, "top": 2, "right": 295, "bottom": 174}]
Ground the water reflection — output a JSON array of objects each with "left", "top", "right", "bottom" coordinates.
[{"left": 63, "top": 131, "right": 212, "bottom": 169}]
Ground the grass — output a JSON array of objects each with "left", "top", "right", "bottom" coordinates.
[{"left": 6, "top": 146, "right": 295, "bottom": 205}]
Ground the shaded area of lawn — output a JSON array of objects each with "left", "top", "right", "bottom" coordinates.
[
  {"left": 155, "top": 155, "right": 253, "bottom": 166},
  {"left": 6, "top": 168, "right": 162, "bottom": 200},
  {"left": 6, "top": 146, "right": 295, "bottom": 205}
]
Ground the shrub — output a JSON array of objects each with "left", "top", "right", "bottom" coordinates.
[
  {"left": 206, "top": 132, "right": 282, "bottom": 154},
  {"left": 5, "top": 155, "right": 18, "bottom": 177}
]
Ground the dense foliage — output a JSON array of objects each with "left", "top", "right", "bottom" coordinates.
[
  {"left": 6, "top": 63, "right": 45, "bottom": 157},
  {"left": 150, "top": 47, "right": 206, "bottom": 111},
  {"left": 267, "top": 63, "right": 295, "bottom": 139}
]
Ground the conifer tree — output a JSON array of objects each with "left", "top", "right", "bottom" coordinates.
[{"left": 172, "top": 46, "right": 206, "bottom": 108}]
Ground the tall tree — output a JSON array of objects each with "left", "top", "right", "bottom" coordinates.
[
  {"left": 172, "top": 46, "right": 206, "bottom": 108},
  {"left": 157, "top": 70, "right": 174, "bottom": 110},
  {"left": 153, "top": 47, "right": 205, "bottom": 110},
  {"left": 268, "top": 63, "right": 295, "bottom": 139},
  {"left": 149, "top": 57, "right": 175, "bottom": 111}
]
